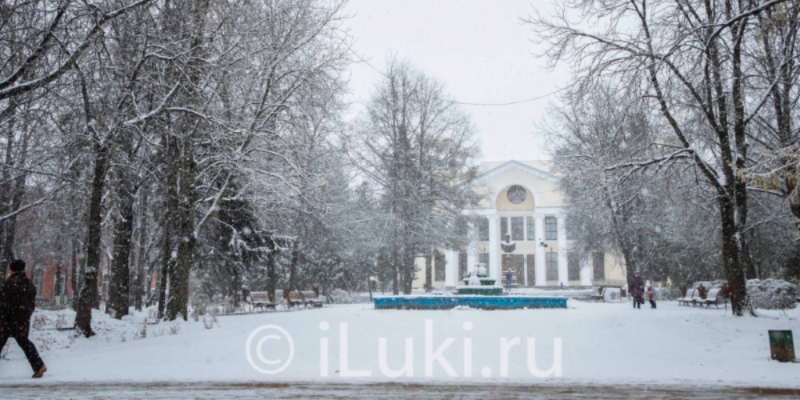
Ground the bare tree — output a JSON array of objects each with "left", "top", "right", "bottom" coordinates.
[
  {"left": 526, "top": 0, "right": 792, "bottom": 315},
  {"left": 350, "top": 58, "right": 482, "bottom": 294}
]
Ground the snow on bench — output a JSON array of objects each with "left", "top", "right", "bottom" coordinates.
[
  {"left": 677, "top": 288, "right": 700, "bottom": 306},
  {"left": 590, "top": 286, "right": 606, "bottom": 302},
  {"left": 698, "top": 288, "right": 722, "bottom": 308},
  {"left": 249, "top": 292, "right": 277, "bottom": 311},
  {"left": 283, "top": 289, "right": 324, "bottom": 308}
]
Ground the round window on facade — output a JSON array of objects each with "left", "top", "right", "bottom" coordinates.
[{"left": 506, "top": 185, "right": 527, "bottom": 204}]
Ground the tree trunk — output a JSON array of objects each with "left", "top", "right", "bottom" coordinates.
[
  {"left": 156, "top": 234, "right": 171, "bottom": 320},
  {"left": 606, "top": 192, "right": 639, "bottom": 282},
  {"left": 158, "top": 133, "right": 179, "bottom": 320},
  {"left": 0, "top": 97, "right": 19, "bottom": 277},
  {"left": 107, "top": 128, "right": 138, "bottom": 318},
  {"left": 785, "top": 202, "right": 800, "bottom": 282},
  {"left": 288, "top": 239, "right": 300, "bottom": 292},
  {"left": 424, "top": 248, "right": 432, "bottom": 292},
  {"left": 267, "top": 241, "right": 277, "bottom": 303},
  {"left": 107, "top": 180, "right": 135, "bottom": 319},
  {"left": 166, "top": 133, "right": 196, "bottom": 321},
  {"left": 164, "top": 0, "right": 209, "bottom": 321},
  {"left": 54, "top": 260, "right": 62, "bottom": 300},
  {"left": 75, "top": 143, "right": 109, "bottom": 337},
  {"left": 719, "top": 195, "right": 748, "bottom": 316},
  {"left": 402, "top": 248, "right": 415, "bottom": 294},
  {"left": 1, "top": 128, "right": 29, "bottom": 277},
  {"left": 71, "top": 238, "right": 79, "bottom": 310},
  {"left": 134, "top": 189, "right": 149, "bottom": 311},
  {"left": 391, "top": 246, "right": 399, "bottom": 295}
]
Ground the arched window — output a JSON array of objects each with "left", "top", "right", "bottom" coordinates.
[{"left": 506, "top": 185, "right": 527, "bottom": 204}]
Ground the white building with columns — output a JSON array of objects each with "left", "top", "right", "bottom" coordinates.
[{"left": 412, "top": 160, "right": 626, "bottom": 289}]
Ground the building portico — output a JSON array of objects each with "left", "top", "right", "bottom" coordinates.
[{"left": 413, "top": 160, "right": 626, "bottom": 290}]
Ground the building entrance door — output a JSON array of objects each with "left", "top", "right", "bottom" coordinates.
[{"left": 502, "top": 254, "right": 525, "bottom": 287}]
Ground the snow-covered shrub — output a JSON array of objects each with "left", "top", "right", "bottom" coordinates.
[
  {"left": 34, "top": 332, "right": 59, "bottom": 351},
  {"left": 31, "top": 314, "right": 50, "bottom": 330},
  {"left": 747, "top": 279, "right": 797, "bottom": 310},
  {"left": 169, "top": 324, "right": 181, "bottom": 335},
  {"left": 134, "top": 319, "right": 147, "bottom": 340},
  {"left": 55, "top": 314, "right": 68, "bottom": 330},
  {"left": 202, "top": 315, "right": 218, "bottom": 330}
]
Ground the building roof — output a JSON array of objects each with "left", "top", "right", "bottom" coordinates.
[{"left": 479, "top": 159, "right": 555, "bottom": 175}]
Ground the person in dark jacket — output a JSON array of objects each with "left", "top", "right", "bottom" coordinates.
[
  {"left": 0, "top": 259, "right": 47, "bottom": 378},
  {"left": 628, "top": 271, "right": 644, "bottom": 309}
]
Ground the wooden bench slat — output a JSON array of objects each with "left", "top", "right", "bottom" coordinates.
[
  {"left": 284, "top": 290, "right": 324, "bottom": 308},
  {"left": 248, "top": 291, "right": 277, "bottom": 311}
]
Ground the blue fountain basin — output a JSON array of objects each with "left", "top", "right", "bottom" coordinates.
[{"left": 373, "top": 295, "right": 567, "bottom": 310}]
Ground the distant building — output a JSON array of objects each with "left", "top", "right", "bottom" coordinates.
[{"left": 413, "top": 160, "right": 627, "bottom": 289}]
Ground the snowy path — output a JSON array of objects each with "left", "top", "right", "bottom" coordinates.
[
  {"left": 1, "top": 300, "right": 798, "bottom": 394},
  {"left": 1, "top": 381, "right": 799, "bottom": 399}
]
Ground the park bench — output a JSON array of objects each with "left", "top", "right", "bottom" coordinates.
[
  {"left": 249, "top": 291, "right": 277, "bottom": 311},
  {"left": 590, "top": 286, "right": 606, "bottom": 302},
  {"left": 677, "top": 288, "right": 698, "bottom": 306},
  {"left": 284, "top": 289, "right": 324, "bottom": 308},
  {"left": 698, "top": 288, "right": 722, "bottom": 308}
]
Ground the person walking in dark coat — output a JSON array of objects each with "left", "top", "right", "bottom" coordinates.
[
  {"left": 628, "top": 271, "right": 644, "bottom": 309},
  {"left": 0, "top": 259, "right": 47, "bottom": 378}
]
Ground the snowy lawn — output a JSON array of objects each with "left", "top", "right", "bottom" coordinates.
[{"left": 1, "top": 300, "right": 798, "bottom": 389}]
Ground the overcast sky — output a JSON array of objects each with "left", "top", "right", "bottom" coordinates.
[{"left": 341, "top": 0, "right": 571, "bottom": 162}]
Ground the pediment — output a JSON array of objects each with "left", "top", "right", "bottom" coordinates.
[{"left": 477, "top": 160, "right": 560, "bottom": 185}]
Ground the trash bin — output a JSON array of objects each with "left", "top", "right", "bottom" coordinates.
[{"left": 768, "top": 330, "right": 795, "bottom": 362}]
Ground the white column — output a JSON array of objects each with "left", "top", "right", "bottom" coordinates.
[
  {"left": 580, "top": 257, "right": 592, "bottom": 286},
  {"left": 557, "top": 214, "right": 569, "bottom": 287},
  {"left": 445, "top": 249, "right": 457, "bottom": 289},
  {"left": 467, "top": 222, "right": 477, "bottom": 286},
  {"left": 534, "top": 213, "right": 546, "bottom": 286},
  {"left": 488, "top": 214, "right": 500, "bottom": 284},
  {"left": 523, "top": 256, "right": 528, "bottom": 287}
]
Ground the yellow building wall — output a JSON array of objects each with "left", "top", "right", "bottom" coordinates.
[
  {"left": 411, "top": 256, "right": 447, "bottom": 288},
  {"left": 479, "top": 169, "right": 564, "bottom": 209},
  {"left": 495, "top": 186, "right": 535, "bottom": 211},
  {"left": 408, "top": 161, "right": 629, "bottom": 289}
]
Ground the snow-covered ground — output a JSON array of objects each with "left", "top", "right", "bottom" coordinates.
[{"left": 1, "top": 299, "right": 798, "bottom": 396}]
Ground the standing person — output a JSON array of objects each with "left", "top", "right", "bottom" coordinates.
[
  {"left": 0, "top": 260, "right": 47, "bottom": 378},
  {"left": 628, "top": 271, "right": 644, "bottom": 309},
  {"left": 505, "top": 270, "right": 512, "bottom": 292},
  {"left": 646, "top": 281, "right": 657, "bottom": 309}
]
